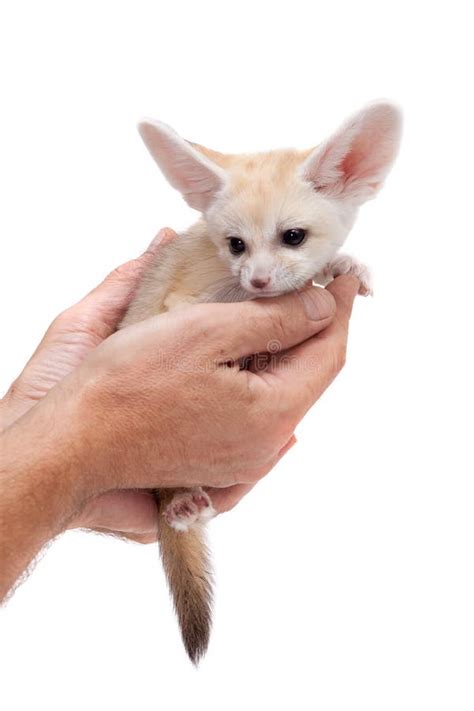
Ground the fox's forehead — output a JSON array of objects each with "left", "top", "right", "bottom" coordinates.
[
  {"left": 206, "top": 148, "right": 315, "bottom": 237},
  {"left": 192, "top": 143, "right": 313, "bottom": 177},
  {"left": 225, "top": 148, "right": 312, "bottom": 186}
]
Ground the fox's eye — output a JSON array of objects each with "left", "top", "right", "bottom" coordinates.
[
  {"left": 228, "top": 237, "right": 246, "bottom": 255},
  {"left": 282, "top": 228, "right": 306, "bottom": 246}
]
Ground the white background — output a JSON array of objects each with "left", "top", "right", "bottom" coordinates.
[{"left": 1, "top": 2, "right": 473, "bottom": 709}]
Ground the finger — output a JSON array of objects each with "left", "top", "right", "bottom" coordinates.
[
  {"left": 278, "top": 433, "right": 298, "bottom": 458},
  {"left": 205, "top": 483, "right": 255, "bottom": 514},
  {"left": 67, "top": 490, "right": 159, "bottom": 535},
  {"left": 205, "top": 434, "right": 297, "bottom": 512},
  {"left": 268, "top": 276, "right": 361, "bottom": 405},
  {"left": 143, "top": 227, "right": 177, "bottom": 256},
  {"left": 89, "top": 226, "right": 176, "bottom": 299},
  {"left": 288, "top": 275, "right": 360, "bottom": 354},
  {"left": 51, "top": 227, "right": 178, "bottom": 342},
  {"left": 186, "top": 284, "right": 336, "bottom": 361},
  {"left": 324, "top": 274, "right": 361, "bottom": 334},
  {"left": 89, "top": 528, "right": 158, "bottom": 544},
  {"left": 4, "top": 227, "right": 178, "bottom": 421}
]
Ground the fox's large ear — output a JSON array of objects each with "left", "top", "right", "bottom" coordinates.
[
  {"left": 301, "top": 102, "right": 402, "bottom": 204},
  {"left": 138, "top": 119, "right": 227, "bottom": 211}
]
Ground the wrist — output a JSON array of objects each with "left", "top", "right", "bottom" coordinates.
[
  {"left": 0, "top": 390, "right": 89, "bottom": 598},
  {"left": 0, "top": 398, "right": 84, "bottom": 555}
]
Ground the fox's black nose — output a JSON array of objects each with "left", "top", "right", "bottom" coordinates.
[{"left": 251, "top": 277, "right": 270, "bottom": 289}]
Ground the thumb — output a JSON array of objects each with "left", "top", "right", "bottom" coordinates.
[
  {"left": 53, "top": 227, "right": 177, "bottom": 341},
  {"left": 192, "top": 284, "right": 336, "bottom": 361},
  {"left": 67, "top": 490, "right": 159, "bottom": 535},
  {"left": 98, "top": 227, "right": 176, "bottom": 293},
  {"left": 205, "top": 434, "right": 297, "bottom": 513}
]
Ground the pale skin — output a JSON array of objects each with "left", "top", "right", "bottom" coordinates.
[{"left": 0, "top": 228, "right": 361, "bottom": 601}]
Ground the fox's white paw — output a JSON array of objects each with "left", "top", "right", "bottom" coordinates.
[
  {"left": 323, "top": 254, "right": 373, "bottom": 296},
  {"left": 164, "top": 488, "right": 216, "bottom": 532}
]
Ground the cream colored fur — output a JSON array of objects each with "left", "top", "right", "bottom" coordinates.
[{"left": 120, "top": 101, "right": 402, "bottom": 663}]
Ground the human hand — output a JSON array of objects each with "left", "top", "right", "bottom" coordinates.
[
  {"left": 0, "top": 266, "right": 359, "bottom": 598},
  {"left": 0, "top": 227, "right": 297, "bottom": 543},
  {"left": 0, "top": 227, "right": 176, "bottom": 543},
  {"left": 0, "top": 228, "right": 175, "bottom": 429},
  {"left": 41, "top": 271, "right": 358, "bottom": 499}
]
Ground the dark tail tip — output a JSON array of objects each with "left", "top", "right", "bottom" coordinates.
[
  {"left": 180, "top": 582, "right": 213, "bottom": 665},
  {"left": 185, "top": 633, "right": 209, "bottom": 666},
  {"left": 155, "top": 489, "right": 213, "bottom": 665}
]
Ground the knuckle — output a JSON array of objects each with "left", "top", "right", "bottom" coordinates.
[
  {"left": 4, "top": 377, "right": 21, "bottom": 402},
  {"left": 236, "top": 307, "right": 266, "bottom": 348},
  {"left": 242, "top": 373, "right": 264, "bottom": 411},
  {"left": 268, "top": 307, "right": 286, "bottom": 344},
  {"left": 247, "top": 302, "right": 286, "bottom": 346}
]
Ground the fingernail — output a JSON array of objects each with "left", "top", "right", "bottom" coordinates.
[
  {"left": 299, "top": 287, "right": 336, "bottom": 321},
  {"left": 145, "top": 228, "right": 173, "bottom": 254}
]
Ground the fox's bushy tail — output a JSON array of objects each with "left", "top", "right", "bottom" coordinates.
[{"left": 155, "top": 490, "right": 213, "bottom": 664}]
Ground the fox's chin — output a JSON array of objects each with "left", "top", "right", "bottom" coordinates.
[
  {"left": 243, "top": 287, "right": 287, "bottom": 298},
  {"left": 243, "top": 279, "right": 312, "bottom": 298}
]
